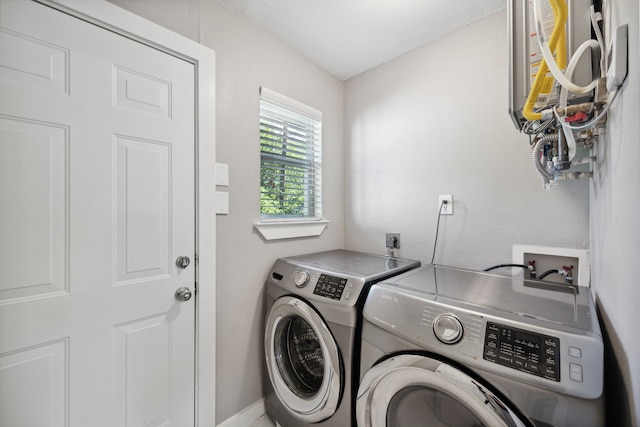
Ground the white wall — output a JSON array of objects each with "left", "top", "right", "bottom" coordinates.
[
  {"left": 344, "top": 10, "right": 590, "bottom": 269},
  {"left": 591, "top": 0, "right": 640, "bottom": 424},
  {"left": 107, "top": 1, "right": 344, "bottom": 424}
]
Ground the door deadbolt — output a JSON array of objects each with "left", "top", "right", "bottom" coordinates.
[
  {"left": 176, "top": 256, "right": 190, "bottom": 269},
  {"left": 175, "top": 287, "right": 192, "bottom": 302}
]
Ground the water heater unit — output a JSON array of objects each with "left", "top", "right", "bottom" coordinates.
[{"left": 508, "top": 0, "right": 596, "bottom": 131}]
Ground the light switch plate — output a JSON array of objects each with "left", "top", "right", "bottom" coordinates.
[
  {"left": 215, "top": 191, "right": 229, "bottom": 215},
  {"left": 215, "top": 163, "right": 229, "bottom": 186}
]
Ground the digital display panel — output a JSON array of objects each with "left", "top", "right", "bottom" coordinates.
[
  {"left": 313, "top": 274, "right": 348, "bottom": 300},
  {"left": 483, "top": 322, "right": 560, "bottom": 382}
]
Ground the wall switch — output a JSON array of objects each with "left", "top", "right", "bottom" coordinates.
[
  {"left": 215, "top": 191, "right": 229, "bottom": 215},
  {"left": 438, "top": 195, "right": 453, "bottom": 215},
  {"left": 215, "top": 163, "right": 229, "bottom": 186}
]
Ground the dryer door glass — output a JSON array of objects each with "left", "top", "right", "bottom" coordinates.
[{"left": 274, "top": 315, "right": 324, "bottom": 397}]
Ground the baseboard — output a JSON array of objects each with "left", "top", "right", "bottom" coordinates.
[{"left": 217, "top": 398, "right": 266, "bottom": 427}]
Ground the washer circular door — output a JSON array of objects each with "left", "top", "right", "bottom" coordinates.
[
  {"left": 265, "top": 296, "right": 342, "bottom": 423},
  {"left": 357, "top": 354, "right": 531, "bottom": 427}
]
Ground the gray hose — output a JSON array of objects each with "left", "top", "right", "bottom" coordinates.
[{"left": 532, "top": 133, "right": 556, "bottom": 182}]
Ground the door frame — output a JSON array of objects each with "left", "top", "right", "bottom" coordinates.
[{"left": 34, "top": 0, "right": 217, "bottom": 425}]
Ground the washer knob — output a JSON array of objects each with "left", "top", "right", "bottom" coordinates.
[
  {"left": 294, "top": 270, "right": 311, "bottom": 288},
  {"left": 433, "top": 314, "right": 463, "bottom": 344}
]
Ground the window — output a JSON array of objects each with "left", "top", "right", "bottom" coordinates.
[{"left": 259, "top": 87, "right": 322, "bottom": 221}]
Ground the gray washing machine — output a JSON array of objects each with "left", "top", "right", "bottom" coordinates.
[
  {"left": 264, "top": 250, "right": 420, "bottom": 426},
  {"left": 357, "top": 264, "right": 605, "bottom": 427}
]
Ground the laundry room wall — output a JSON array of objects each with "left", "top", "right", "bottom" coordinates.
[
  {"left": 94, "top": 0, "right": 639, "bottom": 424},
  {"left": 590, "top": 0, "right": 640, "bottom": 424},
  {"left": 106, "top": 0, "right": 345, "bottom": 424},
  {"left": 343, "top": 9, "right": 590, "bottom": 269}
]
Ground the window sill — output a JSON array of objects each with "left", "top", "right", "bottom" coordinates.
[{"left": 254, "top": 220, "right": 329, "bottom": 241}]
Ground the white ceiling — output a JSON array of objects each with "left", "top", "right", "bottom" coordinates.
[{"left": 214, "top": 0, "right": 506, "bottom": 80}]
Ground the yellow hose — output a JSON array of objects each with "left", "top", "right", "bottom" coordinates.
[
  {"left": 553, "top": 0, "right": 567, "bottom": 70},
  {"left": 523, "top": 0, "right": 568, "bottom": 121}
]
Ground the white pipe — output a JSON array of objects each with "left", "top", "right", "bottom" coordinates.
[
  {"left": 533, "top": 0, "right": 599, "bottom": 94},
  {"left": 590, "top": 5, "right": 606, "bottom": 76},
  {"left": 554, "top": 89, "right": 619, "bottom": 130},
  {"left": 556, "top": 40, "right": 598, "bottom": 160},
  {"left": 558, "top": 39, "right": 601, "bottom": 108}
]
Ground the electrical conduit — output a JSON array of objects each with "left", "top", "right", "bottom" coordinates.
[{"left": 532, "top": 133, "right": 556, "bottom": 184}]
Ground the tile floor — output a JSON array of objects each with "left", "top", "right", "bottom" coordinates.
[{"left": 251, "top": 413, "right": 275, "bottom": 427}]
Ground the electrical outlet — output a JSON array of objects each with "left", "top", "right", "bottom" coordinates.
[
  {"left": 386, "top": 233, "right": 400, "bottom": 249},
  {"left": 438, "top": 195, "right": 453, "bottom": 215}
]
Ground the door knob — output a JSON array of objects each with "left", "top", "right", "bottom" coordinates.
[
  {"left": 176, "top": 256, "right": 190, "bottom": 269},
  {"left": 175, "top": 287, "right": 192, "bottom": 301}
]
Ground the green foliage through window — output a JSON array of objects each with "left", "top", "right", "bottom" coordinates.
[{"left": 259, "top": 93, "right": 322, "bottom": 219}]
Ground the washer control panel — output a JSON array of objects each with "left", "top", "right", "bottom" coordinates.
[
  {"left": 273, "top": 266, "right": 362, "bottom": 305},
  {"left": 313, "top": 274, "right": 348, "bottom": 300},
  {"left": 483, "top": 321, "right": 560, "bottom": 382}
]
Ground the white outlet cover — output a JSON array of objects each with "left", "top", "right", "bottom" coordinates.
[{"left": 438, "top": 194, "right": 453, "bottom": 215}]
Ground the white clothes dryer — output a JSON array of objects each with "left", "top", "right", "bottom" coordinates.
[
  {"left": 264, "top": 250, "right": 420, "bottom": 427},
  {"left": 357, "top": 264, "right": 605, "bottom": 427}
]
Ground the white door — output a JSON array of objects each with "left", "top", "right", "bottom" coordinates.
[{"left": 0, "top": 1, "right": 196, "bottom": 425}]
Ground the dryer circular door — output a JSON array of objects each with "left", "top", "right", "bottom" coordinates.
[
  {"left": 265, "top": 296, "right": 342, "bottom": 423},
  {"left": 356, "top": 354, "right": 531, "bottom": 427}
]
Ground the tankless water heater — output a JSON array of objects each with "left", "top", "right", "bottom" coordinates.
[{"left": 508, "top": 0, "right": 596, "bottom": 131}]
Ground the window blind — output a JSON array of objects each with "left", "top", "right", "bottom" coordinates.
[{"left": 259, "top": 87, "right": 322, "bottom": 220}]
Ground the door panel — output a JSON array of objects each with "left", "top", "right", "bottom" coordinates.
[
  {"left": 0, "top": 27, "right": 69, "bottom": 93},
  {"left": 0, "top": 1, "right": 196, "bottom": 425},
  {"left": 115, "top": 135, "right": 171, "bottom": 283},
  {"left": 0, "top": 117, "right": 68, "bottom": 301},
  {"left": 114, "top": 315, "right": 173, "bottom": 426},
  {"left": 0, "top": 339, "right": 68, "bottom": 427},
  {"left": 114, "top": 66, "right": 172, "bottom": 117}
]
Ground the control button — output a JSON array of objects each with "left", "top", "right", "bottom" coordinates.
[
  {"left": 570, "top": 363, "right": 583, "bottom": 382},
  {"left": 569, "top": 346, "right": 582, "bottom": 358},
  {"left": 485, "top": 348, "right": 497, "bottom": 357},
  {"left": 294, "top": 270, "right": 311, "bottom": 288},
  {"left": 344, "top": 291, "right": 351, "bottom": 300},
  {"left": 433, "top": 314, "right": 463, "bottom": 344}
]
